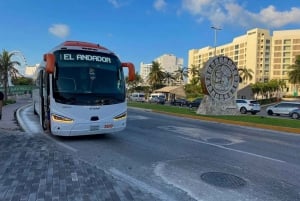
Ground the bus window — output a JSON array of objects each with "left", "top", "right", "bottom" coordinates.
[{"left": 56, "top": 77, "right": 76, "bottom": 92}]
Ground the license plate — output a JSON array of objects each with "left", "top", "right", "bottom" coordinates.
[{"left": 90, "top": 125, "right": 99, "bottom": 131}]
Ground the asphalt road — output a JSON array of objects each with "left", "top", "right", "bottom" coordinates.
[{"left": 20, "top": 105, "right": 300, "bottom": 201}]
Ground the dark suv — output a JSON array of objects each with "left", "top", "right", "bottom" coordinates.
[
  {"left": 171, "top": 98, "right": 187, "bottom": 106},
  {"left": 187, "top": 98, "right": 202, "bottom": 108}
]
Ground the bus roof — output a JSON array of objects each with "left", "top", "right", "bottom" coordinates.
[{"left": 50, "top": 41, "right": 115, "bottom": 55}]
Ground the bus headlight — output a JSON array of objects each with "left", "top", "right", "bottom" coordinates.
[
  {"left": 51, "top": 114, "right": 74, "bottom": 123},
  {"left": 114, "top": 112, "right": 127, "bottom": 120}
]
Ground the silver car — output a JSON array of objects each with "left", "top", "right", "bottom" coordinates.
[
  {"left": 289, "top": 108, "right": 300, "bottom": 119},
  {"left": 266, "top": 101, "right": 300, "bottom": 116}
]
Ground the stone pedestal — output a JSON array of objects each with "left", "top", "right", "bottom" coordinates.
[{"left": 196, "top": 95, "right": 239, "bottom": 115}]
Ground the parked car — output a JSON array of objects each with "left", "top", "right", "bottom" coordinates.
[
  {"left": 236, "top": 99, "right": 261, "bottom": 115},
  {"left": 148, "top": 96, "right": 165, "bottom": 104},
  {"left": 129, "top": 92, "right": 145, "bottom": 102},
  {"left": 149, "top": 93, "right": 165, "bottom": 102},
  {"left": 289, "top": 108, "right": 300, "bottom": 119},
  {"left": 266, "top": 101, "right": 300, "bottom": 116},
  {"left": 187, "top": 98, "right": 202, "bottom": 108},
  {"left": 171, "top": 98, "right": 187, "bottom": 106}
]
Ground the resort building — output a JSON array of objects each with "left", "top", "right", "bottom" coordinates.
[
  {"left": 188, "top": 28, "right": 300, "bottom": 96},
  {"left": 140, "top": 54, "right": 184, "bottom": 86}
]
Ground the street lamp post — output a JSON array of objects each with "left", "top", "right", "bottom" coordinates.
[{"left": 211, "top": 26, "right": 222, "bottom": 56}]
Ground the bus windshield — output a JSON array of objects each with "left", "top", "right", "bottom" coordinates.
[{"left": 52, "top": 50, "right": 125, "bottom": 105}]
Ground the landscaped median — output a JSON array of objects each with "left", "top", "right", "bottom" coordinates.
[{"left": 128, "top": 102, "right": 300, "bottom": 135}]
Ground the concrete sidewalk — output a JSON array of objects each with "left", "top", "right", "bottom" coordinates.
[
  {"left": 0, "top": 96, "right": 30, "bottom": 131},
  {"left": 0, "top": 97, "right": 158, "bottom": 201}
]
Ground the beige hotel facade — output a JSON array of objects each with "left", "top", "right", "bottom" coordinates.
[{"left": 188, "top": 28, "right": 300, "bottom": 96}]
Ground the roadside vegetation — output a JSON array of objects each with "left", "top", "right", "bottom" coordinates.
[
  {"left": 126, "top": 56, "right": 300, "bottom": 133},
  {"left": 128, "top": 102, "right": 300, "bottom": 131}
]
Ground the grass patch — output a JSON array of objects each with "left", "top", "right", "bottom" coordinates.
[
  {"left": 4, "top": 99, "right": 16, "bottom": 105},
  {"left": 128, "top": 102, "right": 300, "bottom": 130}
]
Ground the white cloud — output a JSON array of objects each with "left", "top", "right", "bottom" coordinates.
[
  {"left": 154, "top": 0, "right": 167, "bottom": 11},
  {"left": 182, "top": 0, "right": 218, "bottom": 15},
  {"left": 108, "top": 0, "right": 121, "bottom": 8},
  {"left": 182, "top": 0, "right": 300, "bottom": 28},
  {"left": 253, "top": 6, "right": 300, "bottom": 28},
  {"left": 48, "top": 24, "right": 70, "bottom": 38}
]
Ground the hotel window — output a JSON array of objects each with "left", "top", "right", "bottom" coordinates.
[
  {"left": 293, "top": 45, "right": 300, "bottom": 50},
  {"left": 293, "top": 39, "right": 300, "bottom": 43},
  {"left": 274, "top": 46, "right": 281, "bottom": 51},
  {"left": 275, "top": 40, "right": 282, "bottom": 45},
  {"left": 274, "top": 64, "right": 281, "bottom": 69},
  {"left": 274, "top": 58, "right": 281, "bottom": 63},
  {"left": 283, "top": 58, "right": 291, "bottom": 63},
  {"left": 284, "top": 39, "right": 291, "bottom": 45},
  {"left": 293, "top": 52, "right": 300, "bottom": 56},
  {"left": 274, "top": 71, "right": 280, "bottom": 75},
  {"left": 274, "top": 52, "right": 281, "bottom": 57},
  {"left": 264, "top": 64, "right": 269, "bottom": 70}
]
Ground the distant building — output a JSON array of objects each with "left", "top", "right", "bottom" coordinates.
[
  {"left": 154, "top": 54, "right": 183, "bottom": 73},
  {"left": 140, "top": 54, "right": 184, "bottom": 86},
  {"left": 140, "top": 62, "right": 152, "bottom": 86},
  {"left": 188, "top": 28, "right": 300, "bottom": 96},
  {"left": 25, "top": 64, "right": 39, "bottom": 77}
]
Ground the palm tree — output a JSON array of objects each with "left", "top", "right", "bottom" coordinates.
[
  {"left": 163, "top": 71, "right": 175, "bottom": 86},
  {"left": 148, "top": 61, "right": 165, "bottom": 90},
  {"left": 188, "top": 64, "right": 202, "bottom": 85},
  {"left": 126, "top": 71, "right": 143, "bottom": 93},
  {"left": 238, "top": 67, "right": 253, "bottom": 85},
  {"left": 174, "top": 66, "right": 188, "bottom": 84},
  {"left": 0, "top": 50, "right": 21, "bottom": 101},
  {"left": 288, "top": 55, "right": 300, "bottom": 95}
]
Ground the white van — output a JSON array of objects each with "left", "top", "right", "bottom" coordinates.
[
  {"left": 149, "top": 93, "right": 166, "bottom": 101},
  {"left": 129, "top": 93, "right": 145, "bottom": 102}
]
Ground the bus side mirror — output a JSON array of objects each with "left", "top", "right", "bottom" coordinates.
[
  {"left": 44, "top": 53, "right": 55, "bottom": 74},
  {"left": 121, "top": 62, "right": 135, "bottom": 81}
]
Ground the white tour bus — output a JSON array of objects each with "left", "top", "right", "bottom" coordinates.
[{"left": 32, "top": 41, "right": 135, "bottom": 136}]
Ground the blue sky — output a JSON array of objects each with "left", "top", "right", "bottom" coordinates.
[{"left": 1, "top": 0, "right": 300, "bottom": 75}]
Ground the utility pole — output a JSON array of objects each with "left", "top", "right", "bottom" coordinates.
[{"left": 211, "top": 26, "right": 222, "bottom": 56}]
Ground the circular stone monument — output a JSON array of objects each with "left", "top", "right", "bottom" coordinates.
[{"left": 197, "top": 56, "right": 239, "bottom": 115}]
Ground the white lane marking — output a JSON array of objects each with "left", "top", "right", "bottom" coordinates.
[
  {"left": 127, "top": 115, "right": 149, "bottom": 120},
  {"left": 179, "top": 136, "right": 286, "bottom": 163},
  {"left": 159, "top": 126, "right": 244, "bottom": 145},
  {"left": 109, "top": 168, "right": 176, "bottom": 201}
]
